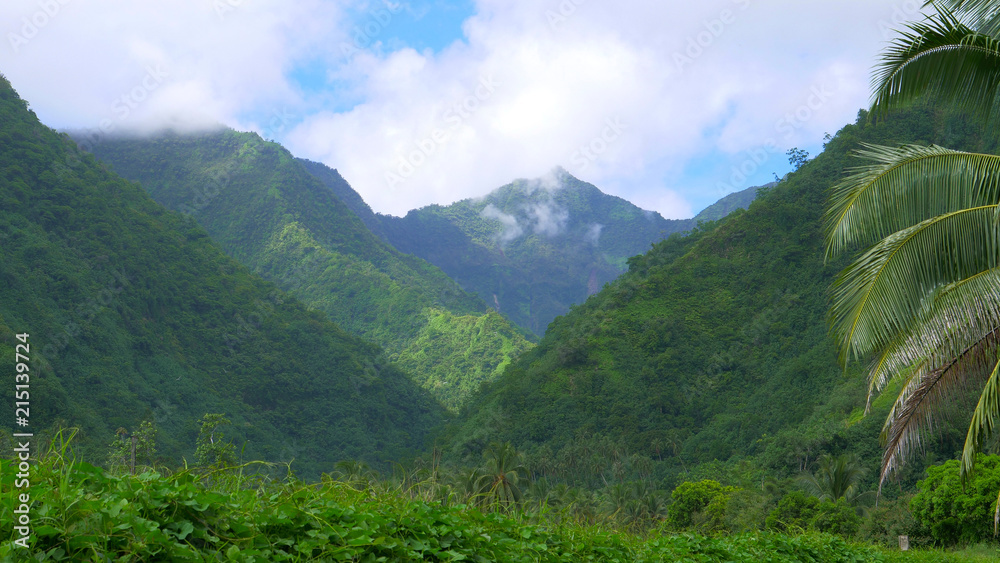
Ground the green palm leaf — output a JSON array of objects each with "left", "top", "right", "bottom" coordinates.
[
  {"left": 963, "top": 354, "right": 1000, "bottom": 476},
  {"left": 831, "top": 0, "right": 1000, "bottom": 488},
  {"left": 865, "top": 268, "right": 1000, "bottom": 409},
  {"left": 934, "top": 0, "right": 1000, "bottom": 37},
  {"left": 872, "top": 8, "right": 1000, "bottom": 121},
  {"left": 829, "top": 205, "right": 1000, "bottom": 364},
  {"left": 824, "top": 144, "right": 1000, "bottom": 257},
  {"left": 878, "top": 333, "right": 996, "bottom": 488}
]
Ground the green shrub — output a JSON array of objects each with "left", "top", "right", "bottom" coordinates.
[
  {"left": 910, "top": 454, "right": 1000, "bottom": 546},
  {"left": 0, "top": 451, "right": 890, "bottom": 562},
  {"left": 767, "top": 491, "right": 820, "bottom": 532},
  {"left": 810, "top": 499, "right": 860, "bottom": 537},
  {"left": 666, "top": 479, "right": 737, "bottom": 532},
  {"left": 723, "top": 488, "right": 774, "bottom": 533},
  {"left": 859, "top": 494, "right": 929, "bottom": 548}
]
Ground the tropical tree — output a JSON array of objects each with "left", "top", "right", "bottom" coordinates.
[
  {"left": 474, "top": 441, "right": 529, "bottom": 511},
  {"left": 825, "top": 0, "right": 1000, "bottom": 489},
  {"left": 798, "top": 454, "right": 868, "bottom": 504},
  {"left": 194, "top": 413, "right": 237, "bottom": 468},
  {"left": 787, "top": 148, "right": 810, "bottom": 170},
  {"left": 106, "top": 420, "right": 157, "bottom": 474}
]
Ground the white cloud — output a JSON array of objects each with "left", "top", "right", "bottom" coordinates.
[
  {"left": 0, "top": 0, "right": 930, "bottom": 217},
  {"left": 481, "top": 203, "right": 523, "bottom": 243},
  {"left": 527, "top": 200, "right": 569, "bottom": 237},
  {"left": 585, "top": 223, "right": 603, "bottom": 246},
  {"left": 286, "top": 0, "right": 926, "bottom": 216},
  {"left": 1, "top": 0, "right": 348, "bottom": 132}
]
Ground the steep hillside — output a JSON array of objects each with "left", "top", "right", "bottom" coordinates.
[
  {"left": 0, "top": 75, "right": 444, "bottom": 478},
  {"left": 84, "top": 131, "right": 533, "bottom": 410},
  {"left": 446, "top": 104, "right": 989, "bottom": 489},
  {"left": 377, "top": 171, "right": 705, "bottom": 335},
  {"left": 693, "top": 183, "right": 765, "bottom": 222},
  {"left": 296, "top": 158, "right": 388, "bottom": 240},
  {"left": 297, "top": 162, "right": 760, "bottom": 338}
]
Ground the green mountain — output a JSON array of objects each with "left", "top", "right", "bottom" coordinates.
[
  {"left": 83, "top": 130, "right": 533, "bottom": 410},
  {"left": 693, "top": 183, "right": 766, "bottom": 223},
  {"left": 444, "top": 103, "right": 986, "bottom": 490},
  {"left": 296, "top": 158, "right": 389, "bottom": 240},
  {"left": 296, "top": 161, "right": 761, "bottom": 339},
  {"left": 375, "top": 171, "right": 742, "bottom": 336},
  {"left": 0, "top": 75, "right": 444, "bottom": 478}
]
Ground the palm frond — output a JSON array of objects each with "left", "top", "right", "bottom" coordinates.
[
  {"left": 830, "top": 206, "right": 1000, "bottom": 364},
  {"left": 933, "top": 0, "right": 1000, "bottom": 37},
  {"left": 962, "top": 354, "right": 1000, "bottom": 478},
  {"left": 825, "top": 144, "right": 1000, "bottom": 258},
  {"left": 866, "top": 267, "right": 1000, "bottom": 409},
  {"left": 872, "top": 8, "right": 1000, "bottom": 121},
  {"left": 879, "top": 333, "right": 996, "bottom": 490}
]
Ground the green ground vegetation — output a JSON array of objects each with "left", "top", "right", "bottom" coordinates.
[
  {"left": 2, "top": 432, "right": 996, "bottom": 561},
  {"left": 5, "top": 433, "right": 994, "bottom": 562}
]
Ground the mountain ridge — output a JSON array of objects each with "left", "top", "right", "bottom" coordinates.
[
  {"left": 440, "top": 101, "right": 984, "bottom": 493},
  {"left": 0, "top": 75, "right": 444, "bottom": 477},
  {"left": 83, "top": 129, "right": 534, "bottom": 410},
  {"left": 367, "top": 169, "right": 759, "bottom": 335}
]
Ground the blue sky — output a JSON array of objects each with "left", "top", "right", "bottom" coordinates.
[{"left": 0, "top": 0, "right": 923, "bottom": 218}]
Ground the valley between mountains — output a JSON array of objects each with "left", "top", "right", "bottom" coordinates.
[{"left": 2, "top": 71, "right": 997, "bottom": 559}]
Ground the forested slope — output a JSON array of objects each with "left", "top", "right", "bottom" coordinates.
[
  {"left": 85, "top": 131, "right": 532, "bottom": 410},
  {"left": 0, "top": 75, "right": 444, "bottom": 477},
  {"left": 378, "top": 171, "right": 702, "bottom": 335},
  {"left": 446, "top": 104, "right": 991, "bottom": 489}
]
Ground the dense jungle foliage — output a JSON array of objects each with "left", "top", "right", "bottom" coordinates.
[
  {"left": 0, "top": 75, "right": 444, "bottom": 478},
  {"left": 5, "top": 61, "right": 1000, "bottom": 558},
  {"left": 84, "top": 130, "right": 533, "bottom": 409}
]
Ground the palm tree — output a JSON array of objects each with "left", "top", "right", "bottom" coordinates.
[
  {"left": 798, "top": 454, "right": 867, "bottom": 503},
  {"left": 474, "top": 441, "right": 529, "bottom": 511},
  {"left": 825, "top": 1, "right": 1000, "bottom": 489}
]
